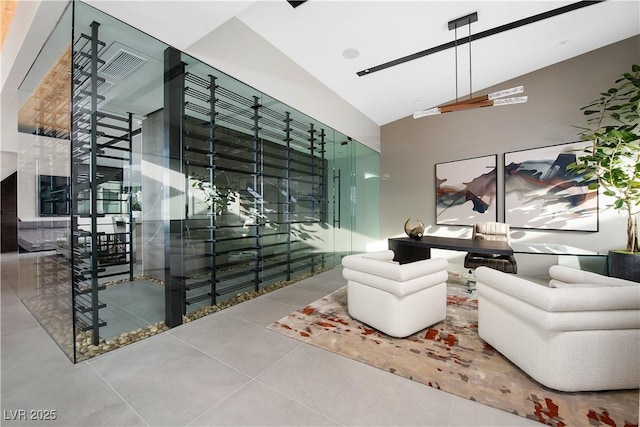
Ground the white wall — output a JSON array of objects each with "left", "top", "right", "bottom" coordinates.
[{"left": 380, "top": 36, "right": 640, "bottom": 276}]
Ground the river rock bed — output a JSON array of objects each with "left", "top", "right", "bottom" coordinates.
[{"left": 75, "top": 320, "right": 169, "bottom": 361}]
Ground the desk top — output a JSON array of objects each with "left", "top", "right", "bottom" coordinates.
[
  {"left": 510, "top": 242, "right": 606, "bottom": 257},
  {"left": 389, "top": 236, "right": 513, "bottom": 255}
]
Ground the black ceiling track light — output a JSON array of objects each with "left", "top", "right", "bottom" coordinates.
[
  {"left": 287, "top": 1, "right": 308, "bottom": 8},
  {"left": 356, "top": 0, "right": 603, "bottom": 77}
]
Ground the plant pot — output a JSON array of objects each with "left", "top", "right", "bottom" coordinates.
[{"left": 609, "top": 250, "right": 640, "bottom": 283}]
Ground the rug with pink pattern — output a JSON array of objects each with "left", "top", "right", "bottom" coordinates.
[{"left": 267, "top": 286, "right": 639, "bottom": 427}]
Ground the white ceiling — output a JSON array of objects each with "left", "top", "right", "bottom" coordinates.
[{"left": 85, "top": 0, "right": 639, "bottom": 126}]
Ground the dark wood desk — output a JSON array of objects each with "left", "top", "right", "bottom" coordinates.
[{"left": 388, "top": 236, "right": 513, "bottom": 264}]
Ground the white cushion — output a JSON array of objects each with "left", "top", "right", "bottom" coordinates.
[{"left": 548, "top": 265, "right": 637, "bottom": 287}]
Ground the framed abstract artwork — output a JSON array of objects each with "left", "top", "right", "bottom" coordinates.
[
  {"left": 504, "top": 141, "right": 598, "bottom": 231},
  {"left": 435, "top": 155, "right": 497, "bottom": 226}
]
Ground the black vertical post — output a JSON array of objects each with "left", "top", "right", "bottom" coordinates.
[
  {"left": 70, "top": 2, "right": 79, "bottom": 361},
  {"left": 308, "top": 124, "right": 316, "bottom": 273},
  {"left": 89, "top": 21, "right": 100, "bottom": 346},
  {"left": 251, "top": 96, "right": 261, "bottom": 291},
  {"left": 319, "top": 128, "right": 326, "bottom": 270},
  {"left": 208, "top": 74, "right": 217, "bottom": 305},
  {"left": 163, "top": 46, "right": 185, "bottom": 328},
  {"left": 128, "top": 112, "right": 134, "bottom": 282},
  {"left": 284, "top": 112, "right": 292, "bottom": 281}
]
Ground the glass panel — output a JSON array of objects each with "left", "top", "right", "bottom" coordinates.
[
  {"left": 353, "top": 141, "right": 380, "bottom": 252},
  {"left": 331, "top": 132, "right": 354, "bottom": 258},
  {"left": 176, "top": 56, "right": 336, "bottom": 317},
  {"left": 16, "top": 3, "right": 74, "bottom": 361},
  {"left": 68, "top": 2, "right": 168, "bottom": 361}
]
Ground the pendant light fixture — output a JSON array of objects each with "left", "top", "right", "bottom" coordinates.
[{"left": 413, "top": 12, "right": 527, "bottom": 119}]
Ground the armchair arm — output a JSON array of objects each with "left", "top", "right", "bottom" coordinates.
[
  {"left": 359, "top": 250, "right": 396, "bottom": 262},
  {"left": 549, "top": 265, "right": 636, "bottom": 288},
  {"left": 342, "top": 252, "right": 447, "bottom": 282},
  {"left": 475, "top": 266, "right": 640, "bottom": 312}
]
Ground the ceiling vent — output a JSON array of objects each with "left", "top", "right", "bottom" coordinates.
[{"left": 99, "top": 49, "right": 147, "bottom": 80}]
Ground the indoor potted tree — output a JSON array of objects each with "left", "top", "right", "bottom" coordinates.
[{"left": 571, "top": 64, "right": 640, "bottom": 281}]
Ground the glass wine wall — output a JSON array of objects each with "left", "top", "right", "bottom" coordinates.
[{"left": 164, "top": 50, "right": 331, "bottom": 325}]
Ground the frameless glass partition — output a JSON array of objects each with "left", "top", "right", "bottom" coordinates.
[
  {"left": 167, "top": 53, "right": 338, "bottom": 321},
  {"left": 352, "top": 141, "right": 381, "bottom": 252},
  {"left": 15, "top": 0, "right": 379, "bottom": 362},
  {"left": 16, "top": 4, "right": 74, "bottom": 360},
  {"left": 68, "top": 4, "right": 168, "bottom": 360}
]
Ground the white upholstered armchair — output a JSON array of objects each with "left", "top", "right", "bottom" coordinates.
[
  {"left": 341, "top": 250, "right": 448, "bottom": 338},
  {"left": 476, "top": 265, "right": 640, "bottom": 392}
]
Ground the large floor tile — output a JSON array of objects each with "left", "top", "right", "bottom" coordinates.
[
  {"left": 1, "top": 282, "right": 20, "bottom": 307},
  {"left": 96, "top": 303, "right": 158, "bottom": 342},
  {"left": 89, "top": 333, "right": 251, "bottom": 426},
  {"left": 1, "top": 327, "right": 76, "bottom": 395},
  {"left": 292, "top": 268, "right": 346, "bottom": 295},
  {"left": 1, "top": 301, "right": 42, "bottom": 337},
  {"left": 1, "top": 363, "right": 145, "bottom": 426},
  {"left": 171, "top": 312, "right": 300, "bottom": 377},
  {"left": 262, "top": 286, "right": 327, "bottom": 308},
  {"left": 222, "top": 296, "right": 306, "bottom": 327},
  {"left": 189, "top": 380, "right": 339, "bottom": 426},
  {"left": 256, "top": 344, "right": 454, "bottom": 426},
  {"left": 1, "top": 272, "right": 20, "bottom": 307},
  {"left": 449, "top": 395, "right": 541, "bottom": 426},
  {"left": 99, "top": 281, "right": 163, "bottom": 309}
]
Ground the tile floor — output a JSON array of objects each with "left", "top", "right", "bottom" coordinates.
[
  {"left": 98, "top": 280, "right": 165, "bottom": 339},
  {"left": 1, "top": 252, "right": 539, "bottom": 426}
]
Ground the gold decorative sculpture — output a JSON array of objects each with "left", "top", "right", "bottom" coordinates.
[{"left": 404, "top": 218, "right": 425, "bottom": 240}]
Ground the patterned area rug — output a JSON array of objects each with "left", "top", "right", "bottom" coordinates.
[{"left": 267, "top": 285, "right": 639, "bottom": 426}]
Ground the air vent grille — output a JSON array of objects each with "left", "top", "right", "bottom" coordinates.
[{"left": 100, "top": 49, "right": 147, "bottom": 80}]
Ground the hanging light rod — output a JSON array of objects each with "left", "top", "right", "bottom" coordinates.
[
  {"left": 413, "top": 12, "right": 529, "bottom": 119},
  {"left": 356, "top": 1, "right": 603, "bottom": 77},
  {"left": 413, "top": 86, "right": 527, "bottom": 118}
]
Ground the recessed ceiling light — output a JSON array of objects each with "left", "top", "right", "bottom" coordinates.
[{"left": 342, "top": 48, "right": 360, "bottom": 60}]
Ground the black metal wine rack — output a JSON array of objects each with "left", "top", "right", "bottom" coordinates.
[
  {"left": 176, "top": 68, "right": 328, "bottom": 311},
  {"left": 70, "top": 21, "right": 134, "bottom": 344}
]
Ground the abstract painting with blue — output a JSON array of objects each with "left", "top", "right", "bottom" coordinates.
[
  {"left": 504, "top": 141, "right": 598, "bottom": 231},
  {"left": 435, "top": 155, "right": 497, "bottom": 226}
]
